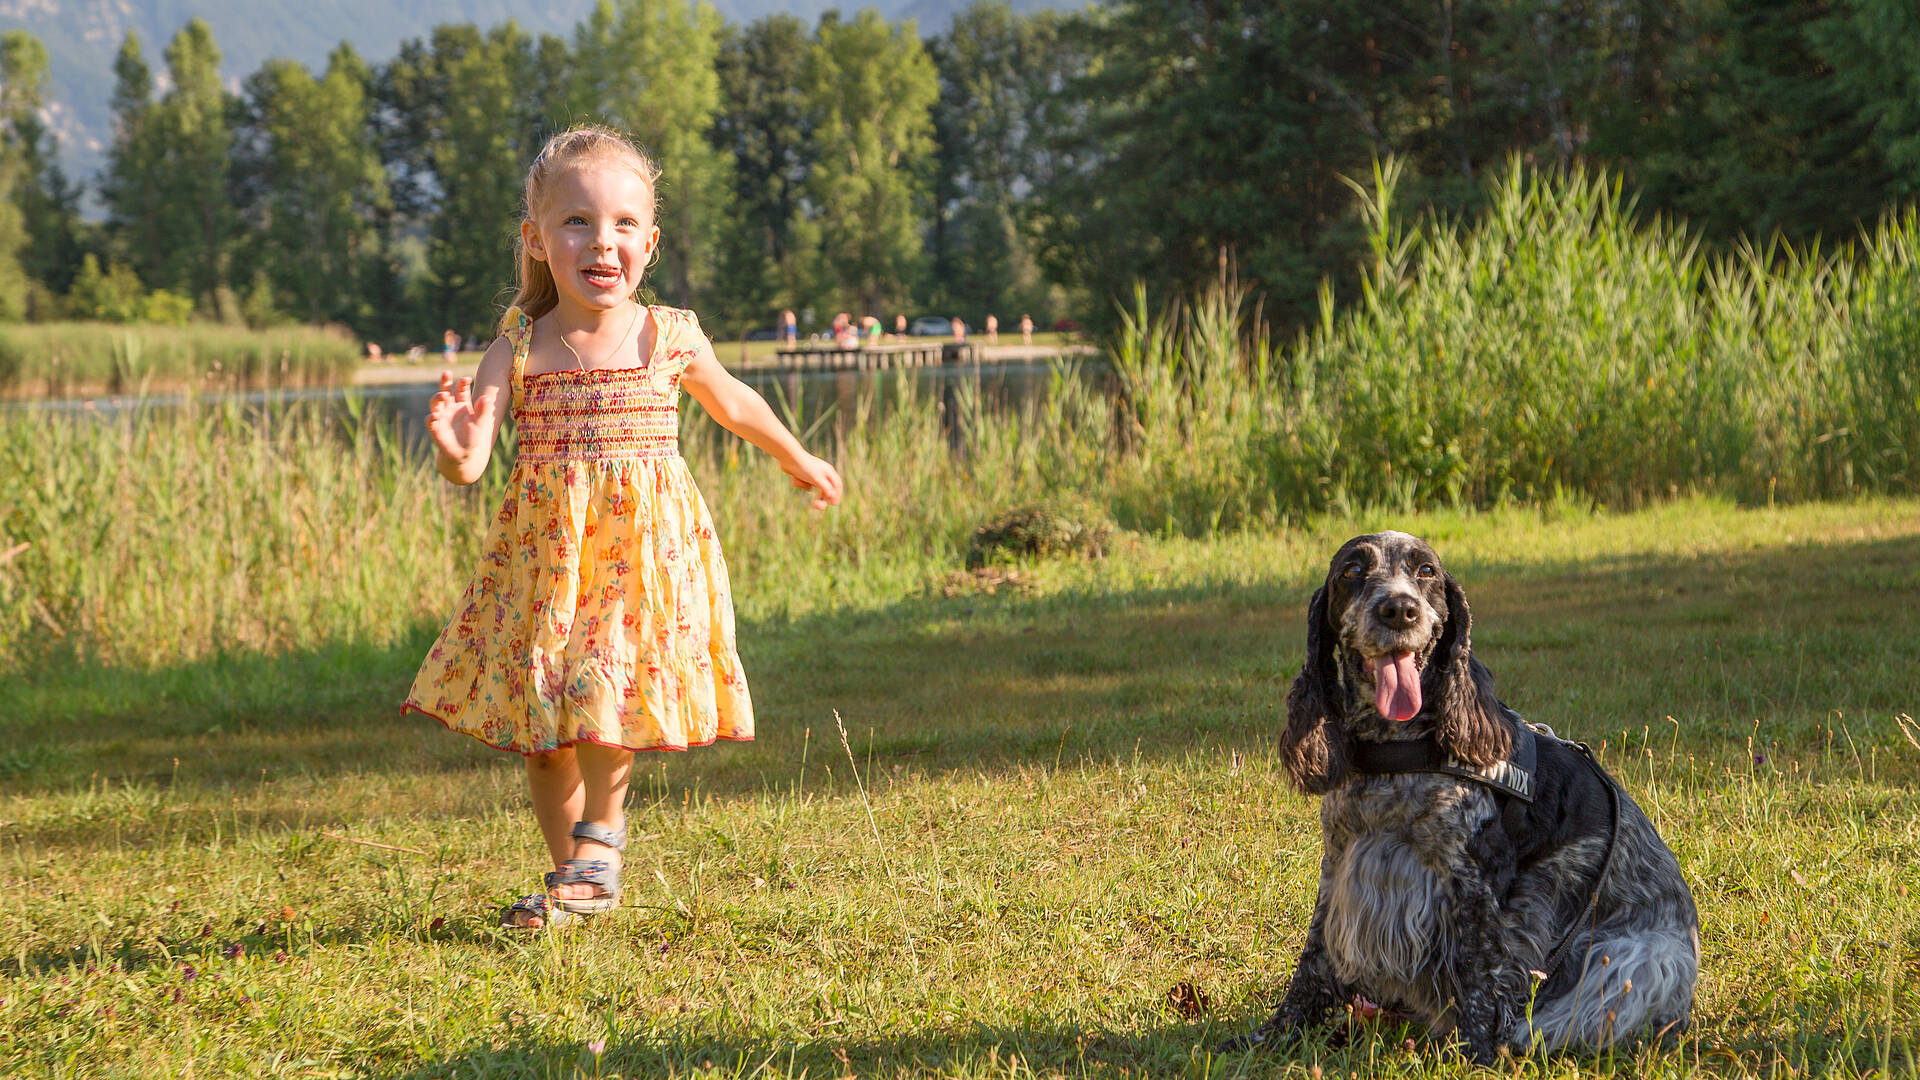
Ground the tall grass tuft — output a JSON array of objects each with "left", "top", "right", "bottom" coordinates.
[{"left": 0, "top": 321, "right": 361, "bottom": 397}]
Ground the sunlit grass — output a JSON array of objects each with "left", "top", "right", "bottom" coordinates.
[{"left": 1, "top": 498, "right": 1916, "bottom": 1078}]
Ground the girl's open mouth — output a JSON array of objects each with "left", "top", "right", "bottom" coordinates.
[{"left": 582, "top": 265, "right": 622, "bottom": 289}]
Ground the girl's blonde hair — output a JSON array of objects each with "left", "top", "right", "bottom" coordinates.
[{"left": 509, "top": 124, "right": 663, "bottom": 322}]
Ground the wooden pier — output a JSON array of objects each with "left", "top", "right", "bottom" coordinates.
[{"left": 737, "top": 341, "right": 1097, "bottom": 373}]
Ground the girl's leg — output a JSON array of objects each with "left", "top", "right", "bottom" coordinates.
[
  {"left": 551, "top": 742, "right": 633, "bottom": 903},
  {"left": 525, "top": 747, "right": 584, "bottom": 872}
]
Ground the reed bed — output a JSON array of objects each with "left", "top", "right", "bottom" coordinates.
[
  {"left": 1109, "top": 159, "right": 1920, "bottom": 528},
  {"left": 0, "top": 377, "right": 1109, "bottom": 671},
  {"left": 0, "top": 321, "right": 361, "bottom": 398}
]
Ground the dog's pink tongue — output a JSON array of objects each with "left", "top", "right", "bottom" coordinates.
[{"left": 1367, "top": 651, "right": 1422, "bottom": 721}]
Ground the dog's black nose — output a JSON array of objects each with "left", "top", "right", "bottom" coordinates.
[{"left": 1373, "top": 595, "right": 1421, "bottom": 629}]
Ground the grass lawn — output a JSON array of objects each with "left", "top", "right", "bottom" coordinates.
[{"left": 2, "top": 497, "right": 1917, "bottom": 1078}]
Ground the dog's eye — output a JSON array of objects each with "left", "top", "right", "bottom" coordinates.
[
  {"left": 1342, "top": 561, "right": 1364, "bottom": 579},
  {"left": 1416, "top": 563, "right": 1437, "bottom": 579}
]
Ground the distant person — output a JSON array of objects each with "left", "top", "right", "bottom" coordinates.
[
  {"left": 442, "top": 329, "right": 460, "bottom": 366},
  {"left": 984, "top": 313, "right": 998, "bottom": 345},
  {"left": 780, "top": 308, "right": 797, "bottom": 346},
  {"left": 405, "top": 124, "right": 841, "bottom": 933},
  {"left": 833, "top": 312, "right": 860, "bottom": 349},
  {"left": 860, "top": 315, "right": 882, "bottom": 345},
  {"left": 950, "top": 316, "right": 966, "bottom": 342},
  {"left": 365, "top": 342, "right": 384, "bottom": 364},
  {"left": 1020, "top": 313, "right": 1034, "bottom": 346},
  {"left": 893, "top": 314, "right": 907, "bottom": 340}
]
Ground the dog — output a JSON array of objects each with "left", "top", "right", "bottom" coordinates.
[{"left": 1234, "top": 531, "right": 1699, "bottom": 1063}]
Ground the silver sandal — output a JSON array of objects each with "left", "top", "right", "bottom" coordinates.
[{"left": 550, "top": 820, "right": 627, "bottom": 916}]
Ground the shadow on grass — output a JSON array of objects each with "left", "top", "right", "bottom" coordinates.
[
  {"left": 366, "top": 1016, "right": 1333, "bottom": 1080},
  {"left": 364, "top": 1009, "right": 1918, "bottom": 1080},
  {"left": 5, "top": 527, "right": 1917, "bottom": 826}
]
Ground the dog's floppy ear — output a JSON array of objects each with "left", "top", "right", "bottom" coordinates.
[
  {"left": 1431, "top": 572, "right": 1511, "bottom": 767},
  {"left": 1280, "top": 583, "right": 1351, "bottom": 794}
]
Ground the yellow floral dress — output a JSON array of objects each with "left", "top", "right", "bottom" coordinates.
[{"left": 403, "top": 305, "right": 753, "bottom": 754}]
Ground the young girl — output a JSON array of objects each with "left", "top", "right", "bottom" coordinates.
[{"left": 403, "top": 125, "right": 841, "bottom": 929}]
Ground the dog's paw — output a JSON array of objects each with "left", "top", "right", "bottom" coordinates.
[{"left": 1215, "top": 1027, "right": 1270, "bottom": 1054}]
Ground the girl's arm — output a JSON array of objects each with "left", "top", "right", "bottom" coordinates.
[
  {"left": 679, "top": 341, "right": 843, "bottom": 510},
  {"left": 426, "top": 336, "right": 514, "bottom": 486}
]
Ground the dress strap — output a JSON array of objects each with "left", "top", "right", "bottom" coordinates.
[
  {"left": 647, "top": 306, "right": 706, "bottom": 398},
  {"left": 498, "top": 306, "right": 533, "bottom": 409}
]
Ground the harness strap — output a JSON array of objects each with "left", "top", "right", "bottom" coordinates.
[
  {"left": 1347, "top": 725, "right": 1623, "bottom": 984},
  {"left": 1534, "top": 741, "right": 1623, "bottom": 984}
]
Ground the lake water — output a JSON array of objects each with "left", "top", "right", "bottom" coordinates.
[{"left": 9, "top": 359, "right": 1114, "bottom": 456}]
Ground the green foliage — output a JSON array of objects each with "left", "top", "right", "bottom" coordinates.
[
  {"left": 64, "top": 254, "right": 148, "bottom": 322},
  {"left": 140, "top": 289, "right": 193, "bottom": 327},
  {"left": 378, "top": 23, "right": 570, "bottom": 341},
  {"left": 1106, "top": 159, "right": 1920, "bottom": 527},
  {"left": 926, "top": 2, "right": 1062, "bottom": 325},
  {"left": 235, "top": 45, "right": 387, "bottom": 326},
  {"left": 709, "top": 14, "right": 815, "bottom": 333},
  {"left": 572, "top": 0, "right": 731, "bottom": 312},
  {"left": 0, "top": 320, "right": 358, "bottom": 396},
  {"left": 801, "top": 10, "right": 939, "bottom": 319},
  {"left": 0, "top": 29, "right": 47, "bottom": 320}
]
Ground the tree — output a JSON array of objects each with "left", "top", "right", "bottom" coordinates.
[
  {"left": 1811, "top": 0, "right": 1920, "bottom": 200},
  {"left": 237, "top": 44, "right": 388, "bottom": 325},
  {"left": 100, "top": 33, "right": 163, "bottom": 294},
  {"left": 0, "top": 31, "right": 47, "bottom": 317},
  {"left": 927, "top": 2, "right": 1065, "bottom": 324},
  {"left": 1038, "top": 1, "right": 1389, "bottom": 325},
  {"left": 1, "top": 30, "right": 85, "bottom": 308},
  {"left": 571, "top": 0, "right": 732, "bottom": 311},
  {"left": 100, "top": 20, "right": 236, "bottom": 316},
  {"left": 710, "top": 13, "right": 815, "bottom": 330},
  {"left": 800, "top": 10, "right": 939, "bottom": 318},
  {"left": 376, "top": 22, "right": 570, "bottom": 340}
]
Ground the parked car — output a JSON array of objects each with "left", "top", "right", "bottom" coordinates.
[
  {"left": 743, "top": 328, "right": 777, "bottom": 341},
  {"left": 907, "top": 316, "right": 952, "bottom": 336},
  {"left": 1052, "top": 318, "right": 1080, "bottom": 333}
]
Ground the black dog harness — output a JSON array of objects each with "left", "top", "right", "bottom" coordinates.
[{"left": 1349, "top": 720, "right": 1623, "bottom": 984}]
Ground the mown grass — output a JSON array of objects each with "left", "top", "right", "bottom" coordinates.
[
  {"left": 0, "top": 321, "right": 361, "bottom": 398},
  {"left": 1, "top": 498, "right": 1917, "bottom": 1079}
]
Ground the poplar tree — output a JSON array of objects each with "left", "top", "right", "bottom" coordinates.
[
  {"left": 801, "top": 10, "right": 938, "bottom": 318},
  {"left": 238, "top": 44, "right": 387, "bottom": 325},
  {"left": 572, "top": 0, "right": 731, "bottom": 311},
  {"left": 711, "top": 13, "right": 814, "bottom": 329},
  {"left": 0, "top": 31, "right": 49, "bottom": 316},
  {"left": 928, "top": 2, "right": 1062, "bottom": 323},
  {"left": 99, "top": 33, "right": 163, "bottom": 300},
  {"left": 379, "top": 23, "right": 569, "bottom": 339},
  {"left": 153, "top": 19, "right": 235, "bottom": 315}
]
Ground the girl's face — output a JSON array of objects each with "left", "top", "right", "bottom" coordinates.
[{"left": 523, "top": 163, "right": 659, "bottom": 314}]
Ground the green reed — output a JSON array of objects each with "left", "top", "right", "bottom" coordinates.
[
  {"left": 0, "top": 321, "right": 361, "bottom": 397},
  {"left": 1107, "top": 159, "right": 1920, "bottom": 528},
  {"left": 0, "top": 369, "right": 1119, "bottom": 671}
]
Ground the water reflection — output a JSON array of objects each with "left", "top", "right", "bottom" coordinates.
[{"left": 8, "top": 360, "right": 1112, "bottom": 458}]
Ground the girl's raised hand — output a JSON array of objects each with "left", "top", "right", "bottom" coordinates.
[
  {"left": 783, "top": 453, "right": 843, "bottom": 511},
  {"left": 426, "top": 371, "right": 498, "bottom": 463}
]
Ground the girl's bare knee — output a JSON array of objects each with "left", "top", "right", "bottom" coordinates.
[{"left": 527, "top": 747, "right": 575, "bottom": 772}]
